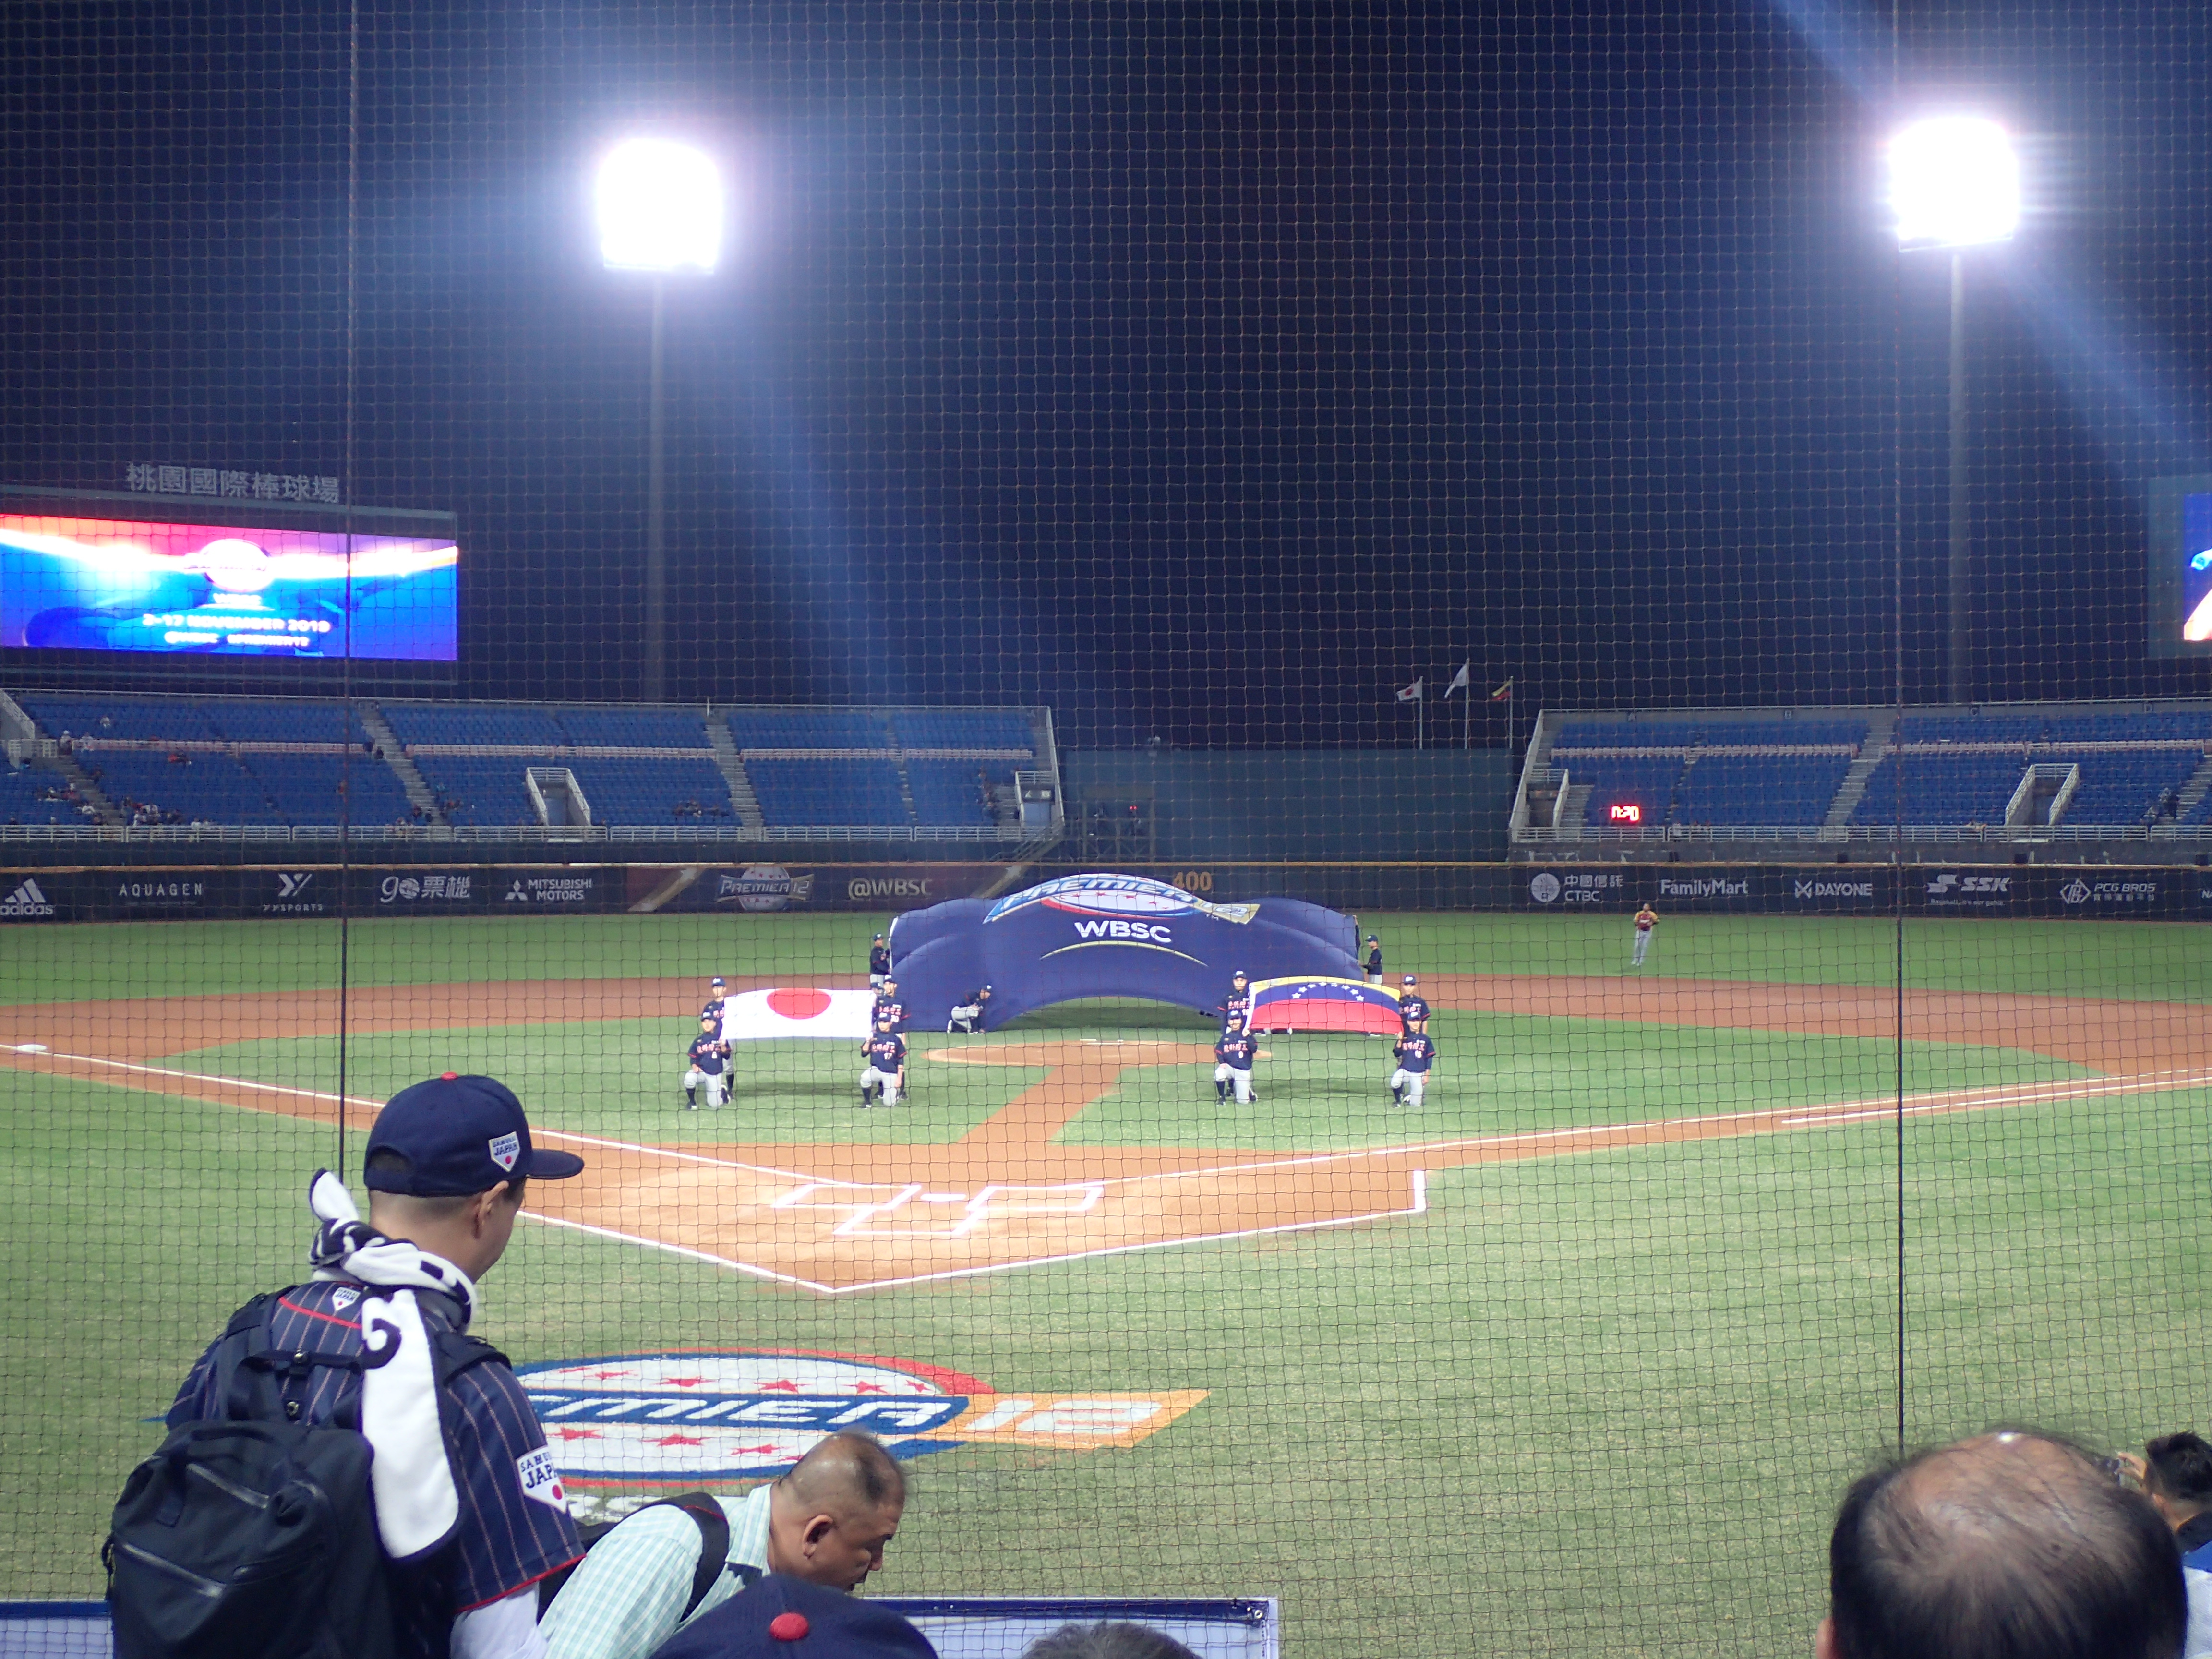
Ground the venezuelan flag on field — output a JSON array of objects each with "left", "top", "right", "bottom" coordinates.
[{"left": 1248, "top": 975, "right": 1402, "bottom": 1034}]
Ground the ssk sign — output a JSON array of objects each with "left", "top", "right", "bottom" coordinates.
[
  {"left": 1921, "top": 871, "right": 2012, "bottom": 910},
  {"left": 517, "top": 1349, "right": 1204, "bottom": 1503}
]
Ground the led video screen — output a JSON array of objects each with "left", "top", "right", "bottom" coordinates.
[
  {"left": 0, "top": 512, "right": 457, "bottom": 661},
  {"left": 2147, "top": 473, "right": 2212, "bottom": 659}
]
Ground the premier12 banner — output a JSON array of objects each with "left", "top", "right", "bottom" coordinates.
[{"left": 888, "top": 872, "right": 1362, "bottom": 1029}]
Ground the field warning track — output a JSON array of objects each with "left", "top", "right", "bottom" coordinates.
[{"left": 3, "top": 974, "right": 2207, "bottom": 1293}]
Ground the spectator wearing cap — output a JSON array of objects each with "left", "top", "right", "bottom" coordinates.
[
  {"left": 2126, "top": 1432, "right": 2212, "bottom": 1656},
  {"left": 653, "top": 1573, "right": 936, "bottom": 1659},
  {"left": 946, "top": 983, "right": 991, "bottom": 1034},
  {"left": 164, "top": 1074, "right": 588, "bottom": 1659},
  {"left": 1021, "top": 1624, "right": 1199, "bottom": 1659},
  {"left": 1820, "top": 1429, "right": 2185, "bottom": 1659},
  {"left": 542, "top": 1433, "right": 909, "bottom": 1659}
]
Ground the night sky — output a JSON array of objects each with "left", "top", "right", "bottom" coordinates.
[{"left": 3, "top": 1, "right": 2209, "bottom": 746}]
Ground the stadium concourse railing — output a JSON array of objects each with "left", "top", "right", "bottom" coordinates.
[{"left": 0, "top": 820, "right": 1057, "bottom": 848}]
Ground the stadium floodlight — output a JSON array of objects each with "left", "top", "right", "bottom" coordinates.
[
  {"left": 596, "top": 138, "right": 722, "bottom": 272},
  {"left": 1886, "top": 115, "right": 2020, "bottom": 251},
  {"left": 1886, "top": 113, "right": 2022, "bottom": 703},
  {"left": 594, "top": 137, "right": 723, "bottom": 702}
]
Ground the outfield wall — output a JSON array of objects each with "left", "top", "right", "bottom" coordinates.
[{"left": 7, "top": 861, "right": 2211, "bottom": 922}]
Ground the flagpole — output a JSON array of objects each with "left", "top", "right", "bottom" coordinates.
[{"left": 1464, "top": 676, "right": 1471, "bottom": 749}]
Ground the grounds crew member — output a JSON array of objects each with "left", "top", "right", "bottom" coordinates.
[
  {"left": 543, "top": 1434, "right": 910, "bottom": 1659},
  {"left": 159, "top": 1075, "right": 587, "bottom": 1659}
]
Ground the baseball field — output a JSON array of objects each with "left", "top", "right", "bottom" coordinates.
[{"left": 4, "top": 907, "right": 2209, "bottom": 1657}]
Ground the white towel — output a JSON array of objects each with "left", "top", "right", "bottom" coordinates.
[{"left": 307, "top": 1170, "right": 470, "bottom": 1561}]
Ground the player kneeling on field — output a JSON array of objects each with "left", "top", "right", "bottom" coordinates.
[
  {"left": 1390, "top": 1029, "right": 1436, "bottom": 1108},
  {"left": 1214, "top": 1017, "right": 1258, "bottom": 1106},
  {"left": 947, "top": 983, "right": 991, "bottom": 1034},
  {"left": 860, "top": 1019, "right": 906, "bottom": 1108},
  {"left": 684, "top": 1014, "right": 730, "bottom": 1110}
]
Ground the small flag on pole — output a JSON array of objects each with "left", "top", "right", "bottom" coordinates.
[
  {"left": 1396, "top": 678, "right": 1424, "bottom": 702},
  {"left": 1490, "top": 677, "right": 1515, "bottom": 701},
  {"left": 1444, "top": 661, "right": 1471, "bottom": 697}
]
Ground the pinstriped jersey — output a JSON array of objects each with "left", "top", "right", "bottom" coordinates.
[{"left": 168, "top": 1279, "right": 582, "bottom": 1656}]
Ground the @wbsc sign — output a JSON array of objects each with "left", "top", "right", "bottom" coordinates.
[{"left": 518, "top": 1349, "right": 1206, "bottom": 1488}]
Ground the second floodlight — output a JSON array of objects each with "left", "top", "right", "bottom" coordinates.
[
  {"left": 1887, "top": 116, "right": 2021, "bottom": 250},
  {"left": 597, "top": 138, "right": 723, "bottom": 273}
]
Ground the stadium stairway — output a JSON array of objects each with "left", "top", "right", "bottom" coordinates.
[
  {"left": 2173, "top": 751, "right": 2212, "bottom": 825},
  {"left": 704, "top": 718, "right": 766, "bottom": 829},
  {"left": 1821, "top": 709, "right": 1896, "bottom": 831},
  {"left": 44, "top": 753, "right": 122, "bottom": 827},
  {"left": 359, "top": 705, "right": 444, "bottom": 823}
]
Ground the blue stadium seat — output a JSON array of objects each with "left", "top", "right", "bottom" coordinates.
[
  {"left": 564, "top": 757, "right": 734, "bottom": 823},
  {"left": 16, "top": 694, "right": 222, "bottom": 743},
  {"left": 1671, "top": 755, "right": 1851, "bottom": 826},
  {"left": 1851, "top": 755, "right": 2030, "bottom": 825},
  {"left": 85, "top": 751, "right": 282, "bottom": 824},
  {"left": 906, "top": 760, "right": 999, "bottom": 827},
  {"left": 747, "top": 758, "right": 910, "bottom": 826},
  {"left": 1563, "top": 757, "right": 1685, "bottom": 825},
  {"left": 203, "top": 700, "right": 373, "bottom": 747},
  {"left": 727, "top": 709, "right": 890, "bottom": 750},
  {"left": 1551, "top": 720, "right": 1696, "bottom": 751},
  {"left": 1692, "top": 719, "right": 1867, "bottom": 749},
  {"left": 381, "top": 703, "right": 569, "bottom": 748},
  {"left": 1892, "top": 712, "right": 2046, "bottom": 746},
  {"left": 243, "top": 754, "right": 414, "bottom": 826},
  {"left": 887, "top": 711, "right": 1035, "bottom": 752},
  {"left": 2053, "top": 752, "right": 2203, "bottom": 824},
  {"left": 555, "top": 708, "right": 712, "bottom": 748},
  {"left": 0, "top": 764, "right": 94, "bottom": 826}
]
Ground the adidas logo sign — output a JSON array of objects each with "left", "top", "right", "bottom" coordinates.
[{"left": 0, "top": 878, "right": 57, "bottom": 919}]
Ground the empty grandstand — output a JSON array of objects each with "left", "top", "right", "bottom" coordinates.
[
  {"left": 1513, "top": 701, "right": 2212, "bottom": 860},
  {"left": 0, "top": 690, "right": 1062, "bottom": 848}
]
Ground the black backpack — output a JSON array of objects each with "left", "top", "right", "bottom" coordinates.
[{"left": 104, "top": 1289, "right": 504, "bottom": 1659}]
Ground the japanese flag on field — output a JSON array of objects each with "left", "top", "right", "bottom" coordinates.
[{"left": 719, "top": 988, "right": 877, "bottom": 1041}]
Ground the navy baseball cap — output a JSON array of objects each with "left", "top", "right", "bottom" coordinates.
[
  {"left": 365, "top": 1074, "right": 585, "bottom": 1196},
  {"left": 1402, "top": 974, "right": 1419, "bottom": 986},
  {"left": 655, "top": 1575, "right": 937, "bottom": 1659},
  {"left": 710, "top": 976, "right": 726, "bottom": 988}
]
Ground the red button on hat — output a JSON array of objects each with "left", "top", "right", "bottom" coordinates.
[
  {"left": 441, "top": 1071, "right": 458, "bottom": 1080},
  {"left": 768, "top": 1611, "right": 809, "bottom": 1642}
]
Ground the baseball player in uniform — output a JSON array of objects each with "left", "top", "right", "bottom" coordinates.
[
  {"left": 1631, "top": 903, "right": 1658, "bottom": 969},
  {"left": 683, "top": 1014, "right": 730, "bottom": 1110},
  {"left": 1364, "top": 935, "right": 1383, "bottom": 986},
  {"left": 1214, "top": 1016, "right": 1258, "bottom": 1105},
  {"left": 1218, "top": 969, "right": 1253, "bottom": 1031},
  {"left": 947, "top": 984, "right": 991, "bottom": 1033},
  {"left": 871, "top": 977, "right": 906, "bottom": 1031},
  {"left": 1391, "top": 1029, "right": 1437, "bottom": 1107},
  {"left": 1396, "top": 974, "right": 1430, "bottom": 1034},
  {"left": 164, "top": 1076, "right": 586, "bottom": 1659},
  {"left": 701, "top": 976, "right": 727, "bottom": 1023},
  {"left": 860, "top": 1021, "right": 907, "bottom": 1107},
  {"left": 868, "top": 936, "right": 891, "bottom": 990}
]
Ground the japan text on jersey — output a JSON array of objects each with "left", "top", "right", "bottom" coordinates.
[
  {"left": 866, "top": 1035, "right": 906, "bottom": 1070},
  {"left": 688, "top": 1035, "right": 726, "bottom": 1073},
  {"left": 1398, "top": 995, "right": 1430, "bottom": 1025},
  {"left": 1215, "top": 1034, "right": 1256, "bottom": 1069},
  {"left": 1395, "top": 1035, "right": 1436, "bottom": 1071}
]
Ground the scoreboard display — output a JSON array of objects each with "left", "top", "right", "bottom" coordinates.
[
  {"left": 2148, "top": 473, "right": 2212, "bottom": 659},
  {"left": 0, "top": 508, "right": 457, "bottom": 663}
]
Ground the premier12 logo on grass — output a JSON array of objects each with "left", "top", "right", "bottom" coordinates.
[{"left": 518, "top": 1349, "right": 1205, "bottom": 1487}]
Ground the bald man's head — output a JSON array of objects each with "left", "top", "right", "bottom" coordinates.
[
  {"left": 767, "top": 1434, "right": 908, "bottom": 1590},
  {"left": 1825, "top": 1431, "right": 2184, "bottom": 1659}
]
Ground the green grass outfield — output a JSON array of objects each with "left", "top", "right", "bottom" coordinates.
[{"left": 3, "top": 910, "right": 2209, "bottom": 1658}]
